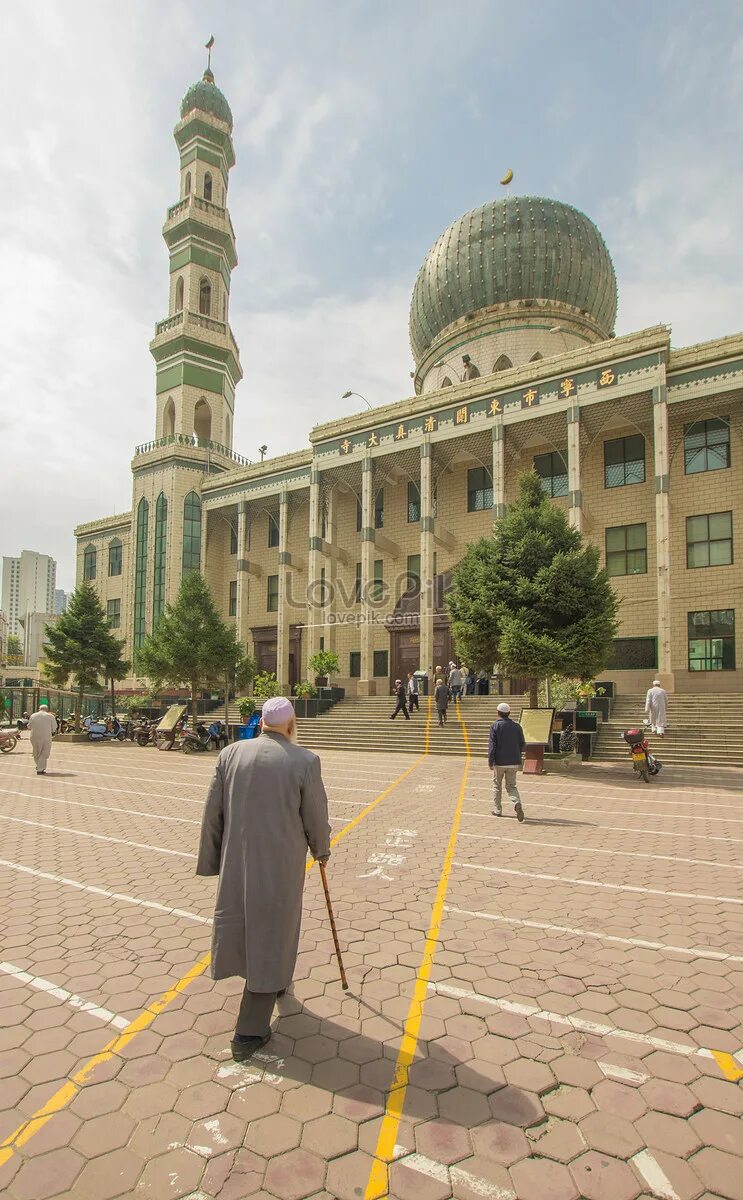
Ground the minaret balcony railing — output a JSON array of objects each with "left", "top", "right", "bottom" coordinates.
[
  {"left": 166, "top": 194, "right": 236, "bottom": 239},
  {"left": 154, "top": 310, "right": 234, "bottom": 338},
  {"left": 133, "top": 434, "right": 252, "bottom": 467}
]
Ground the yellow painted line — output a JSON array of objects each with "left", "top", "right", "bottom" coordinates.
[
  {"left": 711, "top": 1050, "right": 743, "bottom": 1082},
  {"left": 0, "top": 728, "right": 430, "bottom": 1168},
  {"left": 364, "top": 702, "right": 470, "bottom": 1200}
]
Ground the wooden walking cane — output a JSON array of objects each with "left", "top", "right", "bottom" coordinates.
[{"left": 318, "top": 860, "right": 349, "bottom": 990}]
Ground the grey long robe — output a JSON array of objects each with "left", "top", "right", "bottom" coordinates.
[
  {"left": 645, "top": 686, "right": 668, "bottom": 734},
  {"left": 196, "top": 731, "right": 331, "bottom": 990},
  {"left": 28, "top": 710, "right": 57, "bottom": 772}
]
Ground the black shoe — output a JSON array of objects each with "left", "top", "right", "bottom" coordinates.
[
  {"left": 277, "top": 989, "right": 286, "bottom": 998},
  {"left": 515, "top": 802, "right": 525, "bottom": 823},
  {"left": 231, "top": 1033, "right": 270, "bottom": 1062}
]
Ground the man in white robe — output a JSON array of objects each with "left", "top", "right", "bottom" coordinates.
[
  {"left": 28, "top": 704, "right": 58, "bottom": 774},
  {"left": 645, "top": 679, "right": 668, "bottom": 736},
  {"left": 197, "top": 695, "right": 331, "bottom": 1061}
]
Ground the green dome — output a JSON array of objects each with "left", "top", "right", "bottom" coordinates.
[
  {"left": 409, "top": 195, "right": 617, "bottom": 362},
  {"left": 180, "top": 70, "right": 233, "bottom": 129}
]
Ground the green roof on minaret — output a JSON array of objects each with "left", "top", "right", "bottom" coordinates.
[{"left": 180, "top": 68, "right": 233, "bottom": 130}]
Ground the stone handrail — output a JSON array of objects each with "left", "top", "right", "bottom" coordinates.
[
  {"left": 134, "top": 435, "right": 252, "bottom": 467},
  {"left": 166, "top": 194, "right": 235, "bottom": 238}
]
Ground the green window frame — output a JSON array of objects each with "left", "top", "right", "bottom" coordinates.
[
  {"left": 229, "top": 580, "right": 237, "bottom": 617},
  {"left": 406, "top": 554, "right": 421, "bottom": 592},
  {"left": 133, "top": 498, "right": 149, "bottom": 649},
  {"left": 320, "top": 566, "right": 327, "bottom": 607},
  {"left": 534, "top": 452, "right": 568, "bottom": 498},
  {"left": 354, "top": 561, "right": 362, "bottom": 604},
  {"left": 108, "top": 539, "right": 122, "bottom": 577},
  {"left": 373, "top": 650, "right": 389, "bottom": 677},
  {"left": 106, "top": 599, "right": 121, "bottom": 630},
  {"left": 268, "top": 514, "right": 279, "bottom": 548},
  {"left": 605, "top": 523, "right": 647, "bottom": 576},
  {"left": 686, "top": 511, "right": 733, "bottom": 569},
  {"left": 604, "top": 434, "right": 645, "bottom": 488},
  {"left": 375, "top": 488, "right": 384, "bottom": 530},
  {"left": 182, "top": 491, "right": 201, "bottom": 575},
  {"left": 688, "top": 609, "right": 735, "bottom": 671},
  {"left": 83, "top": 545, "right": 96, "bottom": 581},
  {"left": 371, "top": 558, "right": 383, "bottom": 602},
  {"left": 407, "top": 481, "right": 420, "bottom": 523},
  {"left": 152, "top": 492, "right": 167, "bottom": 628},
  {"left": 684, "top": 417, "right": 730, "bottom": 475},
  {"left": 267, "top": 574, "right": 279, "bottom": 612},
  {"left": 349, "top": 651, "right": 361, "bottom": 678},
  {"left": 467, "top": 466, "right": 493, "bottom": 512}
]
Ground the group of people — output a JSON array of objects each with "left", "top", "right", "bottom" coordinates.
[{"left": 390, "top": 661, "right": 476, "bottom": 725}]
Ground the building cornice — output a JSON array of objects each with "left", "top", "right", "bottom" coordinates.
[
  {"left": 201, "top": 448, "right": 313, "bottom": 496},
  {"left": 75, "top": 513, "right": 132, "bottom": 538}
]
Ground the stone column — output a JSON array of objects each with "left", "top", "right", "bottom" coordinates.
[
  {"left": 492, "top": 421, "right": 506, "bottom": 521},
  {"left": 419, "top": 442, "right": 434, "bottom": 684},
  {"left": 306, "top": 468, "right": 322, "bottom": 673},
  {"left": 358, "top": 455, "right": 376, "bottom": 695},
  {"left": 235, "top": 501, "right": 249, "bottom": 649},
  {"left": 653, "top": 383, "right": 673, "bottom": 683},
  {"left": 567, "top": 404, "right": 582, "bottom": 532},
  {"left": 276, "top": 491, "right": 291, "bottom": 692}
]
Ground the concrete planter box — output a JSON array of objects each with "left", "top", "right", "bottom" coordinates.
[
  {"left": 56, "top": 732, "right": 95, "bottom": 743},
  {"left": 589, "top": 696, "right": 611, "bottom": 721},
  {"left": 543, "top": 751, "right": 582, "bottom": 772}
]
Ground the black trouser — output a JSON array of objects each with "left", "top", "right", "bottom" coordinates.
[
  {"left": 391, "top": 700, "right": 409, "bottom": 720},
  {"left": 437, "top": 708, "right": 447, "bottom": 725},
  {"left": 235, "top": 987, "right": 277, "bottom": 1036},
  {"left": 408, "top": 692, "right": 420, "bottom": 712}
]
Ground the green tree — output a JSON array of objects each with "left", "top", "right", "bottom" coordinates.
[
  {"left": 135, "top": 572, "right": 250, "bottom": 725},
  {"left": 43, "top": 584, "right": 130, "bottom": 731},
  {"left": 7, "top": 634, "right": 22, "bottom": 658},
  {"left": 446, "top": 472, "right": 619, "bottom": 705}
]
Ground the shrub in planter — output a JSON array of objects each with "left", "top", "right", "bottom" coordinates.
[
  {"left": 253, "top": 672, "right": 282, "bottom": 699},
  {"left": 237, "top": 697, "right": 255, "bottom": 721},
  {"left": 308, "top": 651, "right": 339, "bottom": 687},
  {"left": 294, "top": 681, "right": 318, "bottom": 699}
]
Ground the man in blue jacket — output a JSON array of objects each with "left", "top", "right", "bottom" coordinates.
[{"left": 488, "top": 702, "right": 526, "bottom": 821}]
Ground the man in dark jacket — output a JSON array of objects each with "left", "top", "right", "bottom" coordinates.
[
  {"left": 390, "top": 679, "right": 409, "bottom": 720},
  {"left": 488, "top": 702, "right": 526, "bottom": 821}
]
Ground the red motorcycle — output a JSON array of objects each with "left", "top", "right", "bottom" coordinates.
[
  {"left": 622, "top": 728, "right": 662, "bottom": 783},
  {"left": 0, "top": 728, "right": 19, "bottom": 754}
]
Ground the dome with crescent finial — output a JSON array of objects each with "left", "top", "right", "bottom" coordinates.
[
  {"left": 180, "top": 69, "right": 233, "bottom": 129},
  {"left": 409, "top": 195, "right": 617, "bottom": 368}
]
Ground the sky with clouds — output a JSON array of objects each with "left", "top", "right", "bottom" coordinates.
[{"left": 2, "top": 0, "right": 742, "bottom": 590}]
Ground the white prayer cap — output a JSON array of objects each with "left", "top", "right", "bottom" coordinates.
[
  {"left": 39, "top": 702, "right": 49, "bottom": 709},
  {"left": 652, "top": 679, "right": 661, "bottom": 686},
  {"left": 261, "top": 696, "right": 294, "bottom": 726},
  {"left": 497, "top": 702, "right": 511, "bottom": 715}
]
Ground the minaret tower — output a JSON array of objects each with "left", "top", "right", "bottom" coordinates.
[{"left": 149, "top": 40, "right": 243, "bottom": 448}]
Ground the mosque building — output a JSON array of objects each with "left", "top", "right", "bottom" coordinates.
[{"left": 75, "top": 66, "right": 743, "bottom": 696}]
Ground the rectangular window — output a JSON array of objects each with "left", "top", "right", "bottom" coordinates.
[
  {"left": 356, "top": 498, "right": 362, "bottom": 533},
  {"left": 106, "top": 599, "right": 121, "bottom": 629},
  {"left": 406, "top": 554, "right": 421, "bottom": 592},
  {"left": 686, "top": 511, "right": 733, "bottom": 568},
  {"left": 354, "top": 562, "right": 362, "bottom": 604},
  {"left": 230, "top": 525, "right": 238, "bottom": 555},
  {"left": 684, "top": 417, "right": 731, "bottom": 475},
  {"left": 108, "top": 542, "right": 122, "bottom": 576},
  {"left": 267, "top": 574, "right": 279, "bottom": 612},
  {"left": 606, "top": 637, "right": 657, "bottom": 670},
  {"left": 408, "top": 481, "right": 421, "bottom": 523},
  {"left": 534, "top": 452, "right": 568, "bottom": 498},
  {"left": 373, "top": 650, "right": 389, "bottom": 678},
  {"left": 604, "top": 434, "right": 645, "bottom": 488},
  {"left": 320, "top": 566, "right": 327, "bottom": 607},
  {"left": 349, "top": 651, "right": 361, "bottom": 678},
  {"left": 321, "top": 504, "right": 328, "bottom": 540},
  {"left": 83, "top": 547, "right": 97, "bottom": 581},
  {"left": 371, "top": 559, "right": 383, "bottom": 602},
  {"left": 229, "top": 580, "right": 237, "bottom": 617},
  {"left": 268, "top": 515, "right": 279, "bottom": 548},
  {"left": 605, "top": 523, "right": 647, "bottom": 577},
  {"left": 688, "top": 609, "right": 735, "bottom": 671},
  {"left": 467, "top": 466, "right": 493, "bottom": 512},
  {"left": 375, "top": 489, "right": 384, "bottom": 529}
]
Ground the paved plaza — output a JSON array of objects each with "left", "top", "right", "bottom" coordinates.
[{"left": 0, "top": 707, "right": 742, "bottom": 1200}]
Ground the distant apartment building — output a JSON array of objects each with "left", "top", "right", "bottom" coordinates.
[
  {"left": 0, "top": 611, "right": 7, "bottom": 664},
  {"left": 54, "top": 589, "right": 68, "bottom": 615},
  {"left": 1, "top": 551, "right": 57, "bottom": 642}
]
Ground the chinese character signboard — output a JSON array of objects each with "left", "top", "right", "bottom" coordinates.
[{"left": 597, "top": 367, "right": 617, "bottom": 388}]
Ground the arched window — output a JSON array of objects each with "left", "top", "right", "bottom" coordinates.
[
  {"left": 152, "top": 493, "right": 167, "bottom": 628},
  {"left": 441, "top": 376, "right": 453, "bottom": 388},
  {"left": 175, "top": 277, "right": 184, "bottom": 312},
  {"left": 184, "top": 171, "right": 191, "bottom": 196},
  {"left": 224, "top": 413, "right": 232, "bottom": 447},
  {"left": 222, "top": 296, "right": 226, "bottom": 321},
  {"left": 194, "top": 398, "right": 211, "bottom": 443},
  {"left": 182, "top": 492, "right": 202, "bottom": 575},
  {"left": 493, "top": 354, "right": 512, "bottom": 372},
  {"left": 204, "top": 172, "right": 213, "bottom": 201},
  {"left": 199, "top": 277, "right": 211, "bottom": 316},
  {"left": 163, "top": 397, "right": 175, "bottom": 438},
  {"left": 529, "top": 351, "right": 543, "bottom": 362},
  {"left": 133, "top": 498, "right": 149, "bottom": 648},
  {"left": 83, "top": 545, "right": 97, "bottom": 581},
  {"left": 108, "top": 538, "right": 122, "bottom": 577}
]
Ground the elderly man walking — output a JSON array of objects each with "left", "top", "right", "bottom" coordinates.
[
  {"left": 197, "top": 696, "right": 331, "bottom": 1062},
  {"left": 645, "top": 679, "right": 668, "bottom": 737},
  {"left": 489, "top": 701, "right": 526, "bottom": 822},
  {"left": 28, "top": 703, "right": 57, "bottom": 775}
]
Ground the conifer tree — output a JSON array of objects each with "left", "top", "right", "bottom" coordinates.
[
  {"left": 136, "top": 572, "right": 253, "bottom": 725},
  {"left": 43, "top": 583, "right": 130, "bottom": 730},
  {"left": 446, "top": 472, "right": 619, "bottom": 704}
]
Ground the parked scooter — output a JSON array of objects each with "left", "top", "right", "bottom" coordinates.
[
  {"left": 622, "top": 728, "right": 662, "bottom": 783},
  {"left": 0, "top": 728, "right": 19, "bottom": 753},
  {"left": 134, "top": 719, "right": 156, "bottom": 747},
  {"left": 87, "top": 719, "right": 126, "bottom": 743},
  {"left": 181, "top": 722, "right": 216, "bottom": 754}
]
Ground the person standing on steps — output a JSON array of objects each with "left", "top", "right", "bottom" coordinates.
[
  {"left": 489, "top": 702, "right": 526, "bottom": 821},
  {"left": 434, "top": 677, "right": 449, "bottom": 726},
  {"left": 449, "top": 662, "right": 464, "bottom": 704},
  {"left": 406, "top": 673, "right": 420, "bottom": 714},
  {"left": 644, "top": 679, "right": 668, "bottom": 737},
  {"left": 28, "top": 703, "right": 57, "bottom": 775},
  {"left": 390, "top": 679, "right": 409, "bottom": 720}
]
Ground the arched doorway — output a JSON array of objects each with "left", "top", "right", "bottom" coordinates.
[{"left": 193, "top": 398, "right": 211, "bottom": 443}]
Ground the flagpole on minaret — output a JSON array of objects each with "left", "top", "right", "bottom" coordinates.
[{"left": 206, "top": 35, "right": 215, "bottom": 72}]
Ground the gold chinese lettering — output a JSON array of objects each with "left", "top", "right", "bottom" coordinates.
[
  {"left": 560, "top": 377, "right": 575, "bottom": 398},
  {"left": 395, "top": 423, "right": 407, "bottom": 440},
  {"left": 424, "top": 415, "right": 437, "bottom": 433},
  {"left": 455, "top": 406, "right": 468, "bottom": 425},
  {"left": 489, "top": 397, "right": 502, "bottom": 416},
  {"left": 598, "top": 368, "right": 616, "bottom": 387},
  {"left": 522, "top": 387, "right": 538, "bottom": 407},
  {"left": 368, "top": 430, "right": 379, "bottom": 448},
  {"left": 340, "top": 438, "right": 351, "bottom": 454}
]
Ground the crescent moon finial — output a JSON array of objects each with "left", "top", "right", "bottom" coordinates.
[{"left": 500, "top": 168, "right": 514, "bottom": 186}]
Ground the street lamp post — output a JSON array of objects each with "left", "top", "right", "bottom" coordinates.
[{"left": 341, "top": 391, "right": 373, "bottom": 411}]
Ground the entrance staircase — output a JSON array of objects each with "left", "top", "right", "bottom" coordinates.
[
  {"left": 295, "top": 694, "right": 527, "bottom": 758},
  {"left": 592, "top": 693, "right": 743, "bottom": 768}
]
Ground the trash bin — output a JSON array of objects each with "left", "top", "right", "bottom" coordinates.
[{"left": 414, "top": 670, "right": 429, "bottom": 696}]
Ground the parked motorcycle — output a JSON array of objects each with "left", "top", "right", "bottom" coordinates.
[
  {"left": 622, "top": 728, "right": 662, "bottom": 783},
  {"left": 87, "top": 720, "right": 126, "bottom": 743},
  {"left": 134, "top": 719, "right": 157, "bottom": 747},
  {"left": 0, "top": 729, "right": 19, "bottom": 753},
  {"left": 181, "top": 722, "right": 217, "bottom": 754}
]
